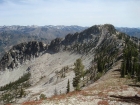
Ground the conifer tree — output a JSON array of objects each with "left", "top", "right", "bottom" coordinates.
[
  {"left": 66, "top": 79, "right": 70, "bottom": 93},
  {"left": 20, "top": 87, "right": 24, "bottom": 97},
  {"left": 121, "top": 61, "right": 125, "bottom": 77},
  {"left": 121, "top": 37, "right": 140, "bottom": 81},
  {"left": 73, "top": 58, "right": 84, "bottom": 91}
]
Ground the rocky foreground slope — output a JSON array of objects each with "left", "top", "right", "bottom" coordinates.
[
  {"left": 0, "top": 24, "right": 139, "bottom": 104},
  {"left": 38, "top": 60, "right": 140, "bottom": 105}
]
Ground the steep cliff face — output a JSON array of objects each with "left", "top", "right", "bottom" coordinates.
[
  {"left": 0, "top": 41, "right": 47, "bottom": 71},
  {"left": 48, "top": 38, "right": 63, "bottom": 52}
]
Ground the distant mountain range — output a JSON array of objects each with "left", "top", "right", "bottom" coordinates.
[
  {"left": 0, "top": 25, "right": 88, "bottom": 40},
  {"left": 116, "top": 27, "right": 140, "bottom": 38},
  {"left": 0, "top": 25, "right": 87, "bottom": 58}
]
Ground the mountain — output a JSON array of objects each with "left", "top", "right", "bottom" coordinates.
[
  {"left": 0, "top": 24, "right": 119, "bottom": 72},
  {"left": 0, "top": 24, "right": 139, "bottom": 104},
  {"left": 0, "top": 25, "right": 87, "bottom": 40},
  {"left": 0, "top": 25, "right": 87, "bottom": 59},
  {"left": 116, "top": 27, "right": 140, "bottom": 38}
]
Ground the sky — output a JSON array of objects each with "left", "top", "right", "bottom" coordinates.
[{"left": 0, "top": 0, "right": 140, "bottom": 27}]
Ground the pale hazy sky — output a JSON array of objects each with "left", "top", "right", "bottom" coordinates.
[{"left": 0, "top": 0, "right": 140, "bottom": 27}]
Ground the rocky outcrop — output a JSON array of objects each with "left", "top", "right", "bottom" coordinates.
[
  {"left": 48, "top": 38, "right": 63, "bottom": 52},
  {"left": 48, "top": 24, "right": 116, "bottom": 53},
  {"left": 0, "top": 41, "right": 47, "bottom": 71},
  {"left": 62, "top": 25, "right": 100, "bottom": 45}
]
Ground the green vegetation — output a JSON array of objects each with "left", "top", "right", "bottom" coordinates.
[
  {"left": 73, "top": 58, "right": 85, "bottom": 91},
  {"left": 55, "top": 66, "right": 69, "bottom": 78},
  {"left": 64, "top": 37, "right": 99, "bottom": 54},
  {"left": 121, "top": 37, "right": 140, "bottom": 81},
  {"left": 104, "top": 24, "right": 116, "bottom": 34},
  {"left": 0, "top": 72, "right": 31, "bottom": 91},
  {"left": 95, "top": 49, "right": 116, "bottom": 73},
  {"left": 0, "top": 72, "right": 31, "bottom": 103},
  {"left": 40, "top": 94, "right": 46, "bottom": 100},
  {"left": 61, "top": 66, "right": 69, "bottom": 78},
  {"left": 87, "top": 32, "right": 122, "bottom": 82},
  {"left": 97, "top": 55, "right": 105, "bottom": 73},
  {"left": 117, "top": 33, "right": 126, "bottom": 39},
  {"left": 20, "top": 87, "right": 25, "bottom": 97},
  {"left": 66, "top": 79, "right": 70, "bottom": 93},
  {"left": 95, "top": 72, "right": 103, "bottom": 81},
  {"left": 1, "top": 93, "right": 14, "bottom": 103}
]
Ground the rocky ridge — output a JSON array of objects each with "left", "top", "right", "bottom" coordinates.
[
  {"left": 0, "top": 41, "right": 47, "bottom": 71},
  {"left": 0, "top": 24, "right": 139, "bottom": 104},
  {"left": 0, "top": 25, "right": 87, "bottom": 59}
]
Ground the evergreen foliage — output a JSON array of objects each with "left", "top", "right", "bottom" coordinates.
[
  {"left": 97, "top": 56, "right": 105, "bottom": 73},
  {"left": 20, "top": 87, "right": 25, "bottom": 97},
  {"left": 66, "top": 79, "right": 70, "bottom": 93},
  {"left": 0, "top": 72, "right": 31, "bottom": 103},
  {"left": 73, "top": 58, "right": 84, "bottom": 91},
  {"left": 121, "top": 37, "right": 140, "bottom": 81},
  {"left": 117, "top": 33, "right": 126, "bottom": 39},
  {"left": 40, "top": 94, "right": 46, "bottom": 100},
  {"left": 0, "top": 72, "right": 31, "bottom": 91},
  {"left": 104, "top": 24, "right": 116, "bottom": 34},
  {"left": 1, "top": 93, "right": 14, "bottom": 103}
]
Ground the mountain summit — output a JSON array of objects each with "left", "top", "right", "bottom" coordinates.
[{"left": 0, "top": 24, "right": 139, "bottom": 104}]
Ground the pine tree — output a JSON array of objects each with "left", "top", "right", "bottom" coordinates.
[
  {"left": 73, "top": 58, "right": 84, "bottom": 91},
  {"left": 97, "top": 55, "right": 105, "bottom": 73},
  {"left": 40, "top": 94, "right": 46, "bottom": 100},
  {"left": 20, "top": 87, "right": 24, "bottom": 97},
  {"left": 121, "top": 37, "right": 140, "bottom": 80},
  {"left": 66, "top": 79, "right": 70, "bottom": 93},
  {"left": 121, "top": 61, "right": 125, "bottom": 77}
]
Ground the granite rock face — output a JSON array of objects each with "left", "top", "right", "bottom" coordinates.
[
  {"left": 48, "top": 24, "right": 116, "bottom": 53},
  {"left": 0, "top": 41, "right": 47, "bottom": 71},
  {"left": 48, "top": 38, "right": 63, "bottom": 52}
]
